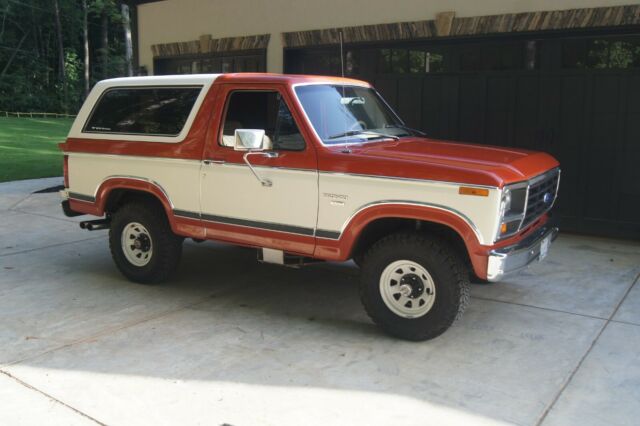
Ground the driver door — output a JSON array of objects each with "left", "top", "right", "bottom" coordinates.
[{"left": 200, "top": 84, "right": 318, "bottom": 255}]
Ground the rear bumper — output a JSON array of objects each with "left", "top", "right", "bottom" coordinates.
[{"left": 486, "top": 223, "right": 559, "bottom": 282}]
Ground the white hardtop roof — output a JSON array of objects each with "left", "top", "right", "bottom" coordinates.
[
  {"left": 96, "top": 74, "right": 222, "bottom": 88},
  {"left": 69, "top": 74, "right": 221, "bottom": 143}
]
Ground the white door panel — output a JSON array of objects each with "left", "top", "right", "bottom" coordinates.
[{"left": 200, "top": 163, "right": 318, "bottom": 231}]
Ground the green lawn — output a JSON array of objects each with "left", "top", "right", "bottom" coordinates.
[{"left": 0, "top": 117, "right": 73, "bottom": 183}]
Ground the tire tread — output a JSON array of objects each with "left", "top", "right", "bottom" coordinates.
[
  {"left": 359, "top": 231, "right": 470, "bottom": 341},
  {"left": 109, "top": 201, "right": 182, "bottom": 284}
]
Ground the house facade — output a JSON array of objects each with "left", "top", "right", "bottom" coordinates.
[{"left": 132, "top": 0, "right": 640, "bottom": 239}]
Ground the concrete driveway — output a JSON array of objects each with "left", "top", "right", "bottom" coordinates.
[{"left": 1, "top": 177, "right": 639, "bottom": 426}]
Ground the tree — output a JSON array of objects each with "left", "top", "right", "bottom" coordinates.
[
  {"left": 121, "top": 3, "right": 132, "bottom": 76},
  {"left": 0, "top": 29, "right": 28, "bottom": 79},
  {"left": 83, "top": 0, "right": 90, "bottom": 97},
  {"left": 89, "top": 0, "right": 121, "bottom": 80},
  {"left": 52, "top": 0, "right": 64, "bottom": 82},
  {"left": 0, "top": 0, "right": 128, "bottom": 113},
  {"left": 52, "top": 0, "right": 67, "bottom": 111}
]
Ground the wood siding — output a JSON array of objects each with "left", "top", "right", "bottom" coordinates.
[
  {"left": 282, "top": 5, "right": 640, "bottom": 48},
  {"left": 152, "top": 34, "right": 270, "bottom": 58}
]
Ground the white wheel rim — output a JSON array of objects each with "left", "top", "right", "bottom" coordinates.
[
  {"left": 121, "top": 222, "right": 153, "bottom": 267},
  {"left": 379, "top": 260, "right": 436, "bottom": 319}
]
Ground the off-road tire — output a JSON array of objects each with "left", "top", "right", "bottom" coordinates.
[
  {"left": 109, "top": 201, "right": 183, "bottom": 284},
  {"left": 352, "top": 253, "right": 364, "bottom": 269},
  {"left": 359, "top": 232, "right": 470, "bottom": 341}
]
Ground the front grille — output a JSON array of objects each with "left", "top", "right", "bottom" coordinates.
[{"left": 522, "top": 169, "right": 560, "bottom": 227}]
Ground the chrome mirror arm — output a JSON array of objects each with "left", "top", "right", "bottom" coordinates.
[{"left": 243, "top": 151, "right": 279, "bottom": 187}]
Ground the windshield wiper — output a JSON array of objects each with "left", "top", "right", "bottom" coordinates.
[
  {"left": 327, "top": 130, "right": 400, "bottom": 141},
  {"left": 384, "top": 124, "right": 426, "bottom": 136}
]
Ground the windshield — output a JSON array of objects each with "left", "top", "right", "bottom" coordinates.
[{"left": 294, "top": 84, "right": 410, "bottom": 145}]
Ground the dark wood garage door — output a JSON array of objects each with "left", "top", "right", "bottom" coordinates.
[{"left": 285, "top": 33, "right": 640, "bottom": 239}]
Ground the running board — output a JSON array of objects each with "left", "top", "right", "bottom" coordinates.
[{"left": 257, "top": 248, "right": 321, "bottom": 268}]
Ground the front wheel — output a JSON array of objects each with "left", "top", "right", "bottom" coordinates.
[
  {"left": 109, "top": 201, "right": 183, "bottom": 284},
  {"left": 359, "top": 232, "right": 470, "bottom": 341}
]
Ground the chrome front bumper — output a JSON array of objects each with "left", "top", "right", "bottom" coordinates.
[{"left": 486, "top": 224, "right": 559, "bottom": 282}]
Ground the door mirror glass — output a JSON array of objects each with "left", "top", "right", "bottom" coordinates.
[{"left": 234, "top": 129, "right": 271, "bottom": 151}]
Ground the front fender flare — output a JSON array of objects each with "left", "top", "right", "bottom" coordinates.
[{"left": 314, "top": 202, "right": 489, "bottom": 278}]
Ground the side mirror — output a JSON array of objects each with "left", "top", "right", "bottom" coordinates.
[
  {"left": 234, "top": 129, "right": 271, "bottom": 151},
  {"left": 233, "top": 129, "right": 278, "bottom": 187}
]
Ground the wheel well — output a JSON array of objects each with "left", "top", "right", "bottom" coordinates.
[
  {"left": 351, "top": 218, "right": 471, "bottom": 269},
  {"left": 104, "top": 189, "right": 166, "bottom": 216}
]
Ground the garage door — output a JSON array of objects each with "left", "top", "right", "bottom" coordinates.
[{"left": 285, "top": 34, "right": 640, "bottom": 239}]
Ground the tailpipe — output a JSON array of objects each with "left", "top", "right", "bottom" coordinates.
[{"left": 79, "top": 218, "right": 110, "bottom": 231}]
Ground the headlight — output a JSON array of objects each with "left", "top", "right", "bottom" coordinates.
[
  {"left": 499, "top": 188, "right": 512, "bottom": 217},
  {"left": 496, "top": 184, "right": 527, "bottom": 241}
]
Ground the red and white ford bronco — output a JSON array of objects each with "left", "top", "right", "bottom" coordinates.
[{"left": 60, "top": 73, "right": 560, "bottom": 340}]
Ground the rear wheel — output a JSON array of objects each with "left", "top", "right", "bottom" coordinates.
[
  {"left": 109, "top": 201, "right": 183, "bottom": 284},
  {"left": 359, "top": 232, "right": 470, "bottom": 341}
]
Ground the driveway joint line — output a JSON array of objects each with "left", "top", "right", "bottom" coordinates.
[
  {"left": 535, "top": 270, "right": 640, "bottom": 425},
  {"left": 9, "top": 208, "right": 85, "bottom": 224},
  {"left": 471, "top": 295, "right": 609, "bottom": 322},
  {"left": 609, "top": 318, "right": 640, "bottom": 327},
  {"left": 0, "top": 236, "right": 106, "bottom": 258},
  {"left": 0, "top": 370, "right": 106, "bottom": 425},
  {"left": 6, "top": 194, "right": 33, "bottom": 211},
  {"left": 3, "top": 288, "right": 232, "bottom": 369}
]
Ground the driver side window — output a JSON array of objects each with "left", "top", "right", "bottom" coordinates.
[{"left": 220, "top": 90, "right": 305, "bottom": 151}]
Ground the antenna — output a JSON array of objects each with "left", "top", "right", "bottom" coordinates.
[
  {"left": 338, "top": 30, "right": 347, "bottom": 136},
  {"left": 339, "top": 31, "right": 345, "bottom": 77}
]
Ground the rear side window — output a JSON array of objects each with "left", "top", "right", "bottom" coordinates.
[{"left": 84, "top": 86, "right": 202, "bottom": 136}]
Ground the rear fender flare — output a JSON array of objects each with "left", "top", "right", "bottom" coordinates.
[{"left": 95, "top": 177, "right": 177, "bottom": 232}]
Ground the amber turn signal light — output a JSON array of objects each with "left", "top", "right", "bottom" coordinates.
[
  {"left": 501, "top": 223, "right": 508, "bottom": 234},
  {"left": 459, "top": 187, "right": 489, "bottom": 197}
]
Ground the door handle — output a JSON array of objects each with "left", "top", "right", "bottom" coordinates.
[{"left": 203, "top": 158, "right": 225, "bottom": 165}]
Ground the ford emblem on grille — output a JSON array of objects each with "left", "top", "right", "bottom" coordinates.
[{"left": 543, "top": 192, "right": 553, "bottom": 205}]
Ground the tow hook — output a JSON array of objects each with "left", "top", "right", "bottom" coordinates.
[{"left": 79, "top": 218, "right": 111, "bottom": 231}]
